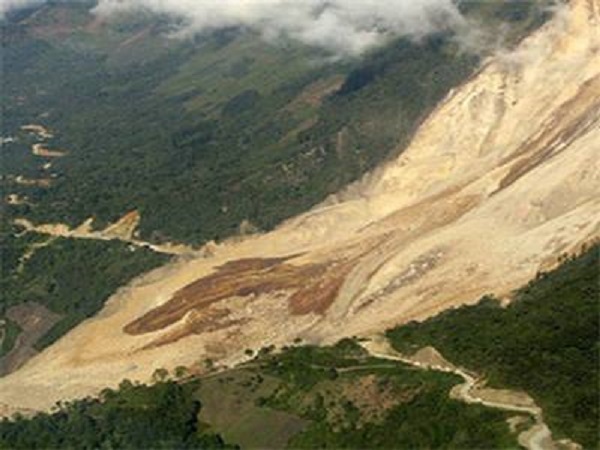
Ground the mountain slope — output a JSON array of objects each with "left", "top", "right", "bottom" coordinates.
[
  {"left": 0, "top": 0, "right": 558, "bottom": 374},
  {"left": 1, "top": 1, "right": 551, "bottom": 244},
  {"left": 0, "top": 0, "right": 598, "bottom": 415},
  {"left": 2, "top": 245, "right": 596, "bottom": 449},
  {"left": 0, "top": 340, "right": 519, "bottom": 450},
  {"left": 388, "top": 244, "right": 599, "bottom": 448}
]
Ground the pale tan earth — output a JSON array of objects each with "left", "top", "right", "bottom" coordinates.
[
  {"left": 13, "top": 175, "right": 52, "bottom": 188},
  {"left": 14, "top": 211, "right": 194, "bottom": 255},
  {"left": 5, "top": 194, "right": 28, "bottom": 205},
  {"left": 507, "top": 415, "right": 532, "bottom": 434},
  {"left": 31, "top": 143, "right": 66, "bottom": 158},
  {"left": 20, "top": 124, "right": 53, "bottom": 140},
  {"left": 0, "top": 0, "right": 598, "bottom": 421}
]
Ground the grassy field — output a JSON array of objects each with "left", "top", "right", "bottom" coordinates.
[{"left": 195, "top": 369, "right": 308, "bottom": 448}]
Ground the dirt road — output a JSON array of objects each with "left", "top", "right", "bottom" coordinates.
[
  {"left": 360, "top": 336, "right": 558, "bottom": 450},
  {"left": 14, "top": 216, "right": 194, "bottom": 256}
]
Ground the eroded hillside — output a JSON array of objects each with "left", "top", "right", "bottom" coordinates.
[{"left": 0, "top": 0, "right": 598, "bottom": 414}]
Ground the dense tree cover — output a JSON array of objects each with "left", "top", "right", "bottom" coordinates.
[
  {"left": 258, "top": 339, "right": 367, "bottom": 390},
  {"left": 288, "top": 384, "right": 518, "bottom": 450},
  {"left": 0, "top": 226, "right": 170, "bottom": 350},
  {"left": 387, "top": 245, "right": 600, "bottom": 448},
  {"left": 2, "top": 1, "right": 554, "bottom": 245},
  {"left": 0, "top": 380, "right": 234, "bottom": 449},
  {"left": 0, "top": 339, "right": 518, "bottom": 449},
  {"left": 253, "top": 340, "right": 517, "bottom": 449}
]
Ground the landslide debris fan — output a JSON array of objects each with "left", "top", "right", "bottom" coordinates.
[{"left": 0, "top": 0, "right": 598, "bottom": 433}]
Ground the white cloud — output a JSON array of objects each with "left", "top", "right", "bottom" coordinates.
[{"left": 93, "top": 0, "right": 467, "bottom": 56}]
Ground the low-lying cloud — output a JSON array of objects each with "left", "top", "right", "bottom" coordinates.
[
  {"left": 93, "top": 0, "right": 467, "bottom": 57},
  {"left": 1, "top": 0, "right": 512, "bottom": 57}
]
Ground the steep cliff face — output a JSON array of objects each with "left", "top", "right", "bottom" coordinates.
[{"left": 1, "top": 0, "right": 598, "bottom": 413}]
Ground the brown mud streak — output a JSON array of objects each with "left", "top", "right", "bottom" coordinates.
[
  {"left": 124, "top": 255, "right": 356, "bottom": 340},
  {"left": 495, "top": 75, "right": 600, "bottom": 193},
  {"left": 140, "top": 309, "right": 251, "bottom": 351}
]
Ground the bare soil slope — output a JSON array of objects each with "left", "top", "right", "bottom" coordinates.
[{"left": 0, "top": 0, "right": 598, "bottom": 414}]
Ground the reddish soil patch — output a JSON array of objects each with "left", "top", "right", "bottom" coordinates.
[
  {"left": 29, "top": 7, "right": 77, "bottom": 39},
  {"left": 84, "top": 16, "right": 105, "bottom": 34},
  {"left": 141, "top": 308, "right": 250, "bottom": 350},
  {"left": 287, "top": 260, "right": 355, "bottom": 315},
  {"left": 124, "top": 255, "right": 356, "bottom": 338},
  {"left": 340, "top": 375, "right": 421, "bottom": 424},
  {"left": 287, "top": 76, "right": 345, "bottom": 110}
]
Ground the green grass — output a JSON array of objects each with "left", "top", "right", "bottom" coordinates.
[
  {"left": 196, "top": 369, "right": 308, "bottom": 448},
  {"left": 387, "top": 245, "right": 600, "bottom": 448},
  {"left": 159, "top": 33, "right": 324, "bottom": 114}
]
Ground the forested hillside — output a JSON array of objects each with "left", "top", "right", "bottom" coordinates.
[
  {"left": 2, "top": 0, "right": 553, "bottom": 245},
  {"left": 0, "top": 223, "right": 169, "bottom": 373},
  {"left": 0, "top": 339, "right": 518, "bottom": 450},
  {"left": 387, "top": 245, "right": 600, "bottom": 448},
  {"left": 0, "top": 0, "right": 556, "bottom": 375}
]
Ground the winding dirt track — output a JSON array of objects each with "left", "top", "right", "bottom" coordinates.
[
  {"left": 14, "top": 214, "right": 194, "bottom": 256},
  {"left": 360, "top": 336, "right": 557, "bottom": 450}
]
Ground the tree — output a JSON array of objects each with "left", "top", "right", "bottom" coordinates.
[{"left": 152, "top": 368, "right": 169, "bottom": 382}]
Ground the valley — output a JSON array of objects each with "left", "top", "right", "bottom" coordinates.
[
  {"left": 0, "top": 0, "right": 598, "bottom": 414},
  {"left": 0, "top": 0, "right": 598, "bottom": 448}
]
